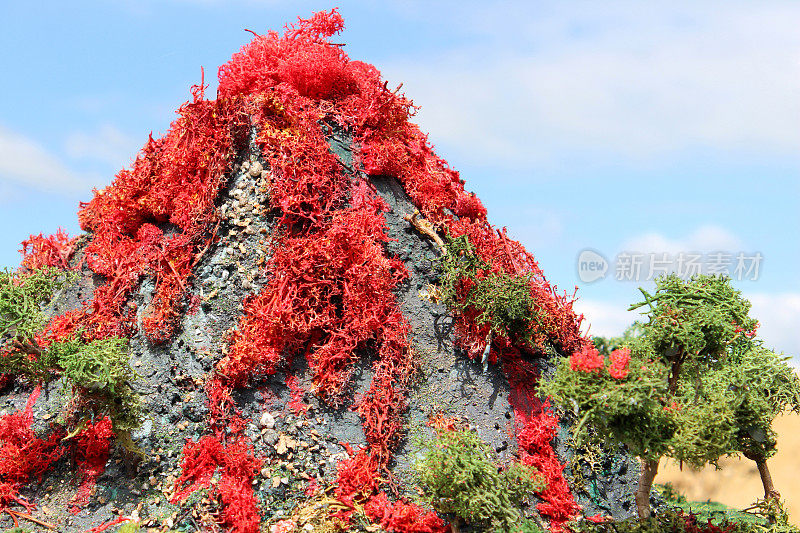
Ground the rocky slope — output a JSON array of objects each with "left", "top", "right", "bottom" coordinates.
[{"left": 0, "top": 10, "right": 640, "bottom": 533}]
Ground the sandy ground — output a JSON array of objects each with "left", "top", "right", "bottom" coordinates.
[{"left": 658, "top": 412, "right": 800, "bottom": 525}]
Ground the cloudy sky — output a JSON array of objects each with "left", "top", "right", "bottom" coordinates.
[{"left": 1, "top": 1, "right": 798, "bottom": 362}]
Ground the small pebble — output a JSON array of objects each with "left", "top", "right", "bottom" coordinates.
[
  {"left": 260, "top": 412, "right": 275, "bottom": 429},
  {"left": 249, "top": 161, "right": 263, "bottom": 177}
]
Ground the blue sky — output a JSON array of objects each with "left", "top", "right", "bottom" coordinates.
[{"left": 1, "top": 1, "right": 798, "bottom": 361}]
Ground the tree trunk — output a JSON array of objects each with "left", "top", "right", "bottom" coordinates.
[
  {"left": 744, "top": 452, "right": 780, "bottom": 502},
  {"left": 754, "top": 458, "right": 780, "bottom": 501},
  {"left": 635, "top": 457, "right": 660, "bottom": 519}
]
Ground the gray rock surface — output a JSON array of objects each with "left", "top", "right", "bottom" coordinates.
[{"left": 0, "top": 122, "right": 641, "bottom": 532}]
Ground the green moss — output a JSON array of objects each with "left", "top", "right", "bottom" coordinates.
[
  {"left": 49, "top": 336, "right": 142, "bottom": 434},
  {"left": 656, "top": 483, "right": 763, "bottom": 527},
  {"left": 437, "top": 235, "right": 542, "bottom": 346},
  {"left": 414, "top": 426, "right": 544, "bottom": 532},
  {"left": 116, "top": 522, "right": 141, "bottom": 533},
  {"left": 0, "top": 267, "right": 69, "bottom": 341},
  {"left": 0, "top": 266, "right": 142, "bottom": 451},
  {"left": 0, "top": 267, "right": 73, "bottom": 382}
]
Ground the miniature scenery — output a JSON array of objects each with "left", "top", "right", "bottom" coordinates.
[{"left": 1, "top": 9, "right": 797, "bottom": 533}]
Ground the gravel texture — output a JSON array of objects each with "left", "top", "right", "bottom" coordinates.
[{"left": 0, "top": 124, "right": 642, "bottom": 532}]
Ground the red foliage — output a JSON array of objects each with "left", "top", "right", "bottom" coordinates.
[
  {"left": 569, "top": 345, "right": 604, "bottom": 374},
  {"left": 334, "top": 446, "right": 383, "bottom": 504},
  {"left": 608, "top": 348, "right": 631, "bottom": 379},
  {"left": 172, "top": 376, "right": 261, "bottom": 530},
  {"left": 218, "top": 9, "right": 357, "bottom": 102},
  {"left": 585, "top": 513, "right": 610, "bottom": 523},
  {"left": 285, "top": 376, "right": 309, "bottom": 416},
  {"left": 0, "top": 386, "right": 63, "bottom": 512},
  {"left": 172, "top": 433, "right": 262, "bottom": 533},
  {"left": 70, "top": 416, "right": 114, "bottom": 512},
  {"left": 19, "top": 228, "right": 76, "bottom": 271},
  {"left": 505, "top": 357, "right": 579, "bottom": 531},
  {"left": 87, "top": 516, "right": 130, "bottom": 533},
  {"left": 364, "top": 492, "right": 447, "bottom": 533},
  {"left": 304, "top": 477, "right": 319, "bottom": 497},
  {"left": 69, "top": 81, "right": 246, "bottom": 344}
]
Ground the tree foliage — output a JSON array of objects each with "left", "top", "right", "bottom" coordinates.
[
  {"left": 0, "top": 267, "right": 141, "bottom": 436},
  {"left": 540, "top": 274, "right": 800, "bottom": 518}
]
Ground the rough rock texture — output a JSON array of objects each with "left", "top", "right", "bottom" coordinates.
[
  {"left": 0, "top": 125, "right": 642, "bottom": 533},
  {"left": 0, "top": 15, "right": 645, "bottom": 532}
]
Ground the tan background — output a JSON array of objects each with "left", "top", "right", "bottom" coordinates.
[{"left": 658, "top": 412, "right": 800, "bottom": 524}]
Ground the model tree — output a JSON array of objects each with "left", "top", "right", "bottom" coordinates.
[{"left": 540, "top": 274, "right": 800, "bottom": 519}]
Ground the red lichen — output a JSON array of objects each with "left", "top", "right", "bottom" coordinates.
[
  {"left": 608, "top": 347, "right": 631, "bottom": 379},
  {"left": 364, "top": 492, "right": 448, "bottom": 533},
  {"left": 19, "top": 228, "right": 76, "bottom": 271},
  {"left": 0, "top": 386, "right": 63, "bottom": 512},
  {"left": 505, "top": 357, "right": 580, "bottom": 530},
  {"left": 69, "top": 416, "right": 114, "bottom": 512},
  {"left": 172, "top": 431, "right": 262, "bottom": 533},
  {"left": 570, "top": 344, "right": 605, "bottom": 374}
]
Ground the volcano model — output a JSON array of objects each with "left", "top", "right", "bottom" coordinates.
[{"left": 0, "top": 10, "right": 639, "bottom": 533}]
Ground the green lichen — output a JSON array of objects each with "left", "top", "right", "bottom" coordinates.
[
  {"left": 49, "top": 336, "right": 142, "bottom": 436},
  {"left": 0, "top": 266, "right": 71, "bottom": 360},
  {"left": 0, "top": 266, "right": 142, "bottom": 449},
  {"left": 414, "top": 426, "right": 544, "bottom": 532},
  {"left": 437, "top": 234, "right": 542, "bottom": 346}
]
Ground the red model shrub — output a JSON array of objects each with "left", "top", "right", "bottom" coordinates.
[
  {"left": 172, "top": 433, "right": 262, "bottom": 533},
  {"left": 74, "top": 81, "right": 245, "bottom": 344},
  {"left": 19, "top": 228, "right": 76, "bottom": 271},
  {"left": 570, "top": 345, "right": 605, "bottom": 374},
  {"left": 364, "top": 492, "right": 447, "bottom": 533},
  {"left": 505, "top": 357, "right": 580, "bottom": 530},
  {"left": 0, "top": 386, "right": 63, "bottom": 511},
  {"left": 70, "top": 416, "right": 114, "bottom": 512},
  {"left": 608, "top": 348, "right": 631, "bottom": 379}
]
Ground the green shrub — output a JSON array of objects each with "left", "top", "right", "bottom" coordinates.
[
  {"left": 0, "top": 266, "right": 69, "bottom": 352},
  {"left": 437, "top": 234, "right": 544, "bottom": 347},
  {"left": 50, "top": 336, "right": 142, "bottom": 435},
  {"left": 414, "top": 426, "right": 544, "bottom": 532},
  {"left": 0, "top": 266, "right": 141, "bottom": 447}
]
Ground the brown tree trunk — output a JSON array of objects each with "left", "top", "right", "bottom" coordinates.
[
  {"left": 12, "top": 338, "right": 42, "bottom": 357},
  {"left": 754, "top": 458, "right": 780, "bottom": 501},
  {"left": 743, "top": 453, "right": 781, "bottom": 523},
  {"left": 744, "top": 452, "right": 780, "bottom": 502},
  {"left": 635, "top": 457, "right": 660, "bottom": 519}
]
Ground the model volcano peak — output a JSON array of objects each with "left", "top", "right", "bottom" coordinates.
[{"left": 0, "top": 10, "right": 636, "bottom": 533}]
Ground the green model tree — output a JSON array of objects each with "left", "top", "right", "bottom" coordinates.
[{"left": 540, "top": 274, "right": 800, "bottom": 519}]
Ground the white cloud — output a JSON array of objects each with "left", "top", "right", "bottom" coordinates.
[
  {"left": 573, "top": 298, "right": 639, "bottom": 338},
  {"left": 65, "top": 124, "right": 140, "bottom": 170},
  {"left": 620, "top": 225, "right": 743, "bottom": 256},
  {"left": 0, "top": 126, "right": 101, "bottom": 194},
  {"left": 381, "top": 1, "right": 800, "bottom": 165},
  {"left": 746, "top": 292, "right": 800, "bottom": 365},
  {"left": 501, "top": 207, "right": 565, "bottom": 249}
]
